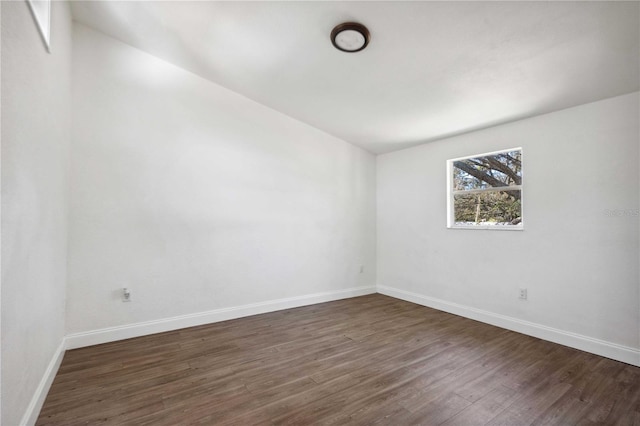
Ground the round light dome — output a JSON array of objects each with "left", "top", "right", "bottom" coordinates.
[{"left": 331, "top": 22, "right": 370, "bottom": 53}]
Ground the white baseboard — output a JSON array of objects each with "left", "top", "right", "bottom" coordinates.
[
  {"left": 24, "top": 284, "right": 637, "bottom": 426},
  {"left": 378, "top": 285, "right": 640, "bottom": 367},
  {"left": 20, "top": 340, "right": 66, "bottom": 426},
  {"left": 65, "top": 286, "right": 376, "bottom": 350}
]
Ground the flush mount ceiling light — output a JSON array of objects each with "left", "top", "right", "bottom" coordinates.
[{"left": 331, "top": 22, "right": 370, "bottom": 53}]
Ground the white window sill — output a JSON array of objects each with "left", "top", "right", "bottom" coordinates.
[{"left": 448, "top": 225, "right": 524, "bottom": 231}]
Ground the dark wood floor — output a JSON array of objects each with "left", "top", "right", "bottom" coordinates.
[{"left": 38, "top": 294, "right": 639, "bottom": 425}]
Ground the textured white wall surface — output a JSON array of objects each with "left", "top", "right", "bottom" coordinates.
[
  {"left": 377, "top": 92, "right": 639, "bottom": 354},
  {"left": 1, "top": 2, "right": 72, "bottom": 425},
  {"left": 2, "top": 4, "right": 639, "bottom": 423},
  {"left": 66, "top": 24, "right": 376, "bottom": 335}
]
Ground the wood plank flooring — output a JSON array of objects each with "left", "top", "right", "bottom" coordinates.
[{"left": 37, "top": 294, "right": 640, "bottom": 425}]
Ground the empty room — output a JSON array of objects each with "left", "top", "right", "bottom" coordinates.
[{"left": 2, "top": 1, "right": 639, "bottom": 425}]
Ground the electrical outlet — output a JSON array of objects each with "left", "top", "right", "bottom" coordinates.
[
  {"left": 123, "top": 288, "right": 131, "bottom": 302},
  {"left": 519, "top": 288, "right": 527, "bottom": 300}
]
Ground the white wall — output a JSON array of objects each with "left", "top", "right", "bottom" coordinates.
[
  {"left": 66, "top": 24, "right": 376, "bottom": 337},
  {"left": 2, "top": 9, "right": 634, "bottom": 424},
  {"left": 377, "top": 93, "right": 640, "bottom": 364},
  {"left": 1, "top": 2, "right": 72, "bottom": 425}
]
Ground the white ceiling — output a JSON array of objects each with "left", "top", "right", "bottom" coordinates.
[{"left": 71, "top": 1, "right": 639, "bottom": 154}]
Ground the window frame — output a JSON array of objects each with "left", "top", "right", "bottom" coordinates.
[
  {"left": 446, "top": 147, "right": 524, "bottom": 231},
  {"left": 27, "top": 0, "right": 51, "bottom": 53}
]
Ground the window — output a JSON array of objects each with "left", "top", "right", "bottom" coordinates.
[
  {"left": 27, "top": 0, "right": 51, "bottom": 52},
  {"left": 447, "top": 148, "right": 523, "bottom": 230}
]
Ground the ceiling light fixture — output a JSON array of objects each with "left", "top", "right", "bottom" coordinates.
[{"left": 331, "top": 22, "right": 370, "bottom": 53}]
